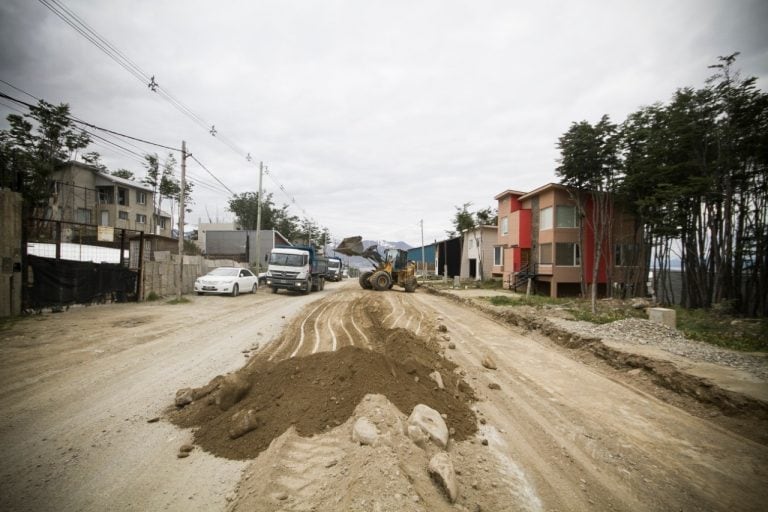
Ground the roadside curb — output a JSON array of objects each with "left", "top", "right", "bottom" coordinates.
[{"left": 423, "top": 285, "right": 768, "bottom": 420}]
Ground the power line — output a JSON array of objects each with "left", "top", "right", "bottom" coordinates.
[
  {"left": 34, "top": 0, "right": 322, "bottom": 228},
  {"left": 189, "top": 155, "right": 237, "bottom": 196}
]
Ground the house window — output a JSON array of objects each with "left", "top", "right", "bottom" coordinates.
[
  {"left": 136, "top": 191, "right": 146, "bottom": 205},
  {"left": 540, "top": 243, "right": 552, "bottom": 264},
  {"left": 76, "top": 208, "right": 92, "bottom": 224},
  {"left": 136, "top": 213, "right": 147, "bottom": 224},
  {"left": 158, "top": 217, "right": 167, "bottom": 229},
  {"left": 615, "top": 244, "right": 638, "bottom": 266},
  {"left": 540, "top": 207, "right": 553, "bottom": 230},
  {"left": 97, "top": 187, "right": 113, "bottom": 204},
  {"left": 556, "top": 205, "right": 578, "bottom": 228},
  {"left": 118, "top": 211, "right": 129, "bottom": 221},
  {"left": 555, "top": 243, "right": 580, "bottom": 266},
  {"left": 501, "top": 217, "right": 509, "bottom": 235},
  {"left": 494, "top": 246, "right": 503, "bottom": 266},
  {"left": 117, "top": 187, "right": 129, "bottom": 206}
]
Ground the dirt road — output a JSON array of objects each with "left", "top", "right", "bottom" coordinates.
[{"left": 1, "top": 281, "right": 766, "bottom": 511}]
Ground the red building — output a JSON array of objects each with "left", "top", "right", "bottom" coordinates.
[{"left": 494, "top": 183, "right": 643, "bottom": 297}]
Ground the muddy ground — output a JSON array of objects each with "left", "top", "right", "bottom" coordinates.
[{"left": 1, "top": 280, "right": 767, "bottom": 511}]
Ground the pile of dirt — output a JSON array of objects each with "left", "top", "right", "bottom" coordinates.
[{"left": 171, "top": 327, "right": 476, "bottom": 460}]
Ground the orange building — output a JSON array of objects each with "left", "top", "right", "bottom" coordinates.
[{"left": 494, "top": 183, "right": 643, "bottom": 297}]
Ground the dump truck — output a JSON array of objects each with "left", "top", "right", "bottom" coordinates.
[
  {"left": 326, "top": 256, "right": 343, "bottom": 282},
  {"left": 335, "top": 236, "right": 417, "bottom": 292},
  {"left": 266, "top": 245, "right": 327, "bottom": 294}
]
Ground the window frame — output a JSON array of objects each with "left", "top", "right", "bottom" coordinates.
[
  {"left": 136, "top": 191, "right": 147, "bottom": 205},
  {"left": 501, "top": 217, "right": 509, "bottom": 235},
  {"left": 555, "top": 242, "right": 581, "bottom": 266},
  {"left": 136, "top": 213, "right": 147, "bottom": 224},
  {"left": 555, "top": 205, "right": 578, "bottom": 228},
  {"left": 493, "top": 246, "right": 503, "bottom": 266},
  {"left": 539, "top": 243, "right": 552, "bottom": 265},
  {"left": 540, "top": 207, "right": 553, "bottom": 230}
]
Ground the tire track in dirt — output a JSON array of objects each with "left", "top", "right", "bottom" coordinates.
[
  {"left": 259, "top": 288, "right": 433, "bottom": 365},
  {"left": 416, "top": 293, "right": 768, "bottom": 511},
  {"left": 231, "top": 431, "right": 347, "bottom": 512}
]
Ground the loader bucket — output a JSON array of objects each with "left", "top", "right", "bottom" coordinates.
[{"left": 335, "top": 236, "right": 365, "bottom": 256}]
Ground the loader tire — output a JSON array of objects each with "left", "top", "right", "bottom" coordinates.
[
  {"left": 359, "top": 271, "right": 374, "bottom": 290},
  {"left": 404, "top": 277, "right": 417, "bottom": 293},
  {"left": 371, "top": 270, "right": 392, "bottom": 291}
]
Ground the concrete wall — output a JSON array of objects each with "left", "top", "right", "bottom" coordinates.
[
  {"left": 0, "top": 189, "right": 23, "bottom": 316},
  {"left": 141, "top": 255, "right": 243, "bottom": 298}
]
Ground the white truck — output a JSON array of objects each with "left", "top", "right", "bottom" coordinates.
[
  {"left": 326, "top": 256, "right": 343, "bottom": 282},
  {"left": 265, "top": 246, "right": 327, "bottom": 294}
]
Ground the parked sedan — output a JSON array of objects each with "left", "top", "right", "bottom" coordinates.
[{"left": 194, "top": 267, "right": 258, "bottom": 296}]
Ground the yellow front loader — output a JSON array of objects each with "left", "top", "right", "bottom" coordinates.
[{"left": 335, "top": 236, "right": 418, "bottom": 292}]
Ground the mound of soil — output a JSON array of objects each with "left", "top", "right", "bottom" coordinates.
[{"left": 171, "top": 330, "right": 476, "bottom": 460}]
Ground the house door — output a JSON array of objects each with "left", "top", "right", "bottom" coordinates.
[
  {"left": 100, "top": 210, "right": 109, "bottom": 226},
  {"left": 521, "top": 249, "right": 531, "bottom": 271},
  {"left": 469, "top": 259, "right": 477, "bottom": 279}
]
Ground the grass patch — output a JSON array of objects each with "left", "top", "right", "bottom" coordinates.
[
  {"left": 166, "top": 296, "right": 191, "bottom": 305},
  {"left": 675, "top": 307, "right": 768, "bottom": 352},
  {"left": 145, "top": 291, "right": 160, "bottom": 301}
]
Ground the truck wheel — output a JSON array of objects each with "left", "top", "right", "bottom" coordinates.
[
  {"left": 272, "top": 287, "right": 278, "bottom": 294},
  {"left": 319, "top": 278, "right": 325, "bottom": 291},
  {"left": 371, "top": 270, "right": 392, "bottom": 291},
  {"left": 359, "top": 271, "right": 373, "bottom": 290},
  {"left": 303, "top": 278, "right": 311, "bottom": 294}
]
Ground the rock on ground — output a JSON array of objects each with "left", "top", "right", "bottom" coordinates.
[
  {"left": 428, "top": 452, "right": 458, "bottom": 503},
  {"left": 352, "top": 417, "right": 378, "bottom": 446},
  {"left": 408, "top": 404, "right": 449, "bottom": 449}
]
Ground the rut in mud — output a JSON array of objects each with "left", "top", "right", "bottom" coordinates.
[{"left": 170, "top": 291, "right": 477, "bottom": 460}]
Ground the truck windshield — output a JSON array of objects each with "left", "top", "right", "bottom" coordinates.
[
  {"left": 270, "top": 253, "right": 306, "bottom": 266},
  {"left": 328, "top": 260, "right": 340, "bottom": 269}
]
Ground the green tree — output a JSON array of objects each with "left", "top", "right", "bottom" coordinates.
[
  {"left": 556, "top": 115, "right": 622, "bottom": 311},
  {"left": 111, "top": 168, "right": 135, "bottom": 180},
  {"left": 227, "top": 192, "right": 304, "bottom": 243},
  {"left": 619, "top": 53, "right": 768, "bottom": 316},
  {"left": 0, "top": 100, "right": 90, "bottom": 208}
]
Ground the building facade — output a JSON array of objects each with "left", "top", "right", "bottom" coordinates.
[
  {"left": 494, "top": 183, "right": 643, "bottom": 297},
  {"left": 460, "top": 225, "right": 498, "bottom": 281},
  {"left": 49, "top": 162, "right": 172, "bottom": 236}
]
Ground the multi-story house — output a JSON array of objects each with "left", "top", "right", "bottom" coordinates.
[
  {"left": 460, "top": 225, "right": 497, "bottom": 281},
  {"left": 49, "top": 161, "right": 172, "bottom": 237},
  {"left": 494, "top": 183, "right": 643, "bottom": 297}
]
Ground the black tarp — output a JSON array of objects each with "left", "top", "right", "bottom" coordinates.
[
  {"left": 26, "top": 255, "right": 137, "bottom": 309},
  {"left": 437, "top": 237, "right": 461, "bottom": 277}
]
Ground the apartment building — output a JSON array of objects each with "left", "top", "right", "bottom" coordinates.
[
  {"left": 49, "top": 161, "right": 172, "bottom": 236},
  {"left": 494, "top": 183, "right": 642, "bottom": 297}
]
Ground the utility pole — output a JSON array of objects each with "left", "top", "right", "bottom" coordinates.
[
  {"left": 254, "top": 162, "right": 264, "bottom": 273},
  {"left": 177, "top": 140, "right": 186, "bottom": 299},
  {"left": 420, "top": 219, "right": 426, "bottom": 280}
]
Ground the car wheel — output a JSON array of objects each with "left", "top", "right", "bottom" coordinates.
[
  {"left": 252, "top": 283, "right": 258, "bottom": 294},
  {"left": 197, "top": 292, "right": 203, "bottom": 296},
  {"left": 231, "top": 284, "right": 239, "bottom": 297}
]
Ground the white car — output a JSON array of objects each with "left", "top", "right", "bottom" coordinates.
[{"left": 194, "top": 267, "right": 258, "bottom": 296}]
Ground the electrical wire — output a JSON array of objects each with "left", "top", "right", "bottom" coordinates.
[{"left": 29, "top": 2, "right": 322, "bottom": 228}]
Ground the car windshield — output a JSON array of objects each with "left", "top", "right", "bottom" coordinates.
[
  {"left": 208, "top": 268, "right": 239, "bottom": 277},
  {"left": 270, "top": 253, "right": 306, "bottom": 266}
]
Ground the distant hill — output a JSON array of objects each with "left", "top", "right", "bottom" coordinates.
[{"left": 325, "top": 239, "right": 412, "bottom": 269}]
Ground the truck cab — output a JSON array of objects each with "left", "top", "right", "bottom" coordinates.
[
  {"left": 326, "top": 257, "right": 342, "bottom": 281},
  {"left": 266, "top": 246, "right": 327, "bottom": 294}
]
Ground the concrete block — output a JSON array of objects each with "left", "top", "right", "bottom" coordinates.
[{"left": 648, "top": 307, "right": 676, "bottom": 329}]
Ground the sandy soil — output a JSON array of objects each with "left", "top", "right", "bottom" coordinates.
[{"left": 1, "top": 280, "right": 767, "bottom": 511}]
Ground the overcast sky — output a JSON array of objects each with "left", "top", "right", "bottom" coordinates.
[{"left": 1, "top": 0, "right": 766, "bottom": 246}]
